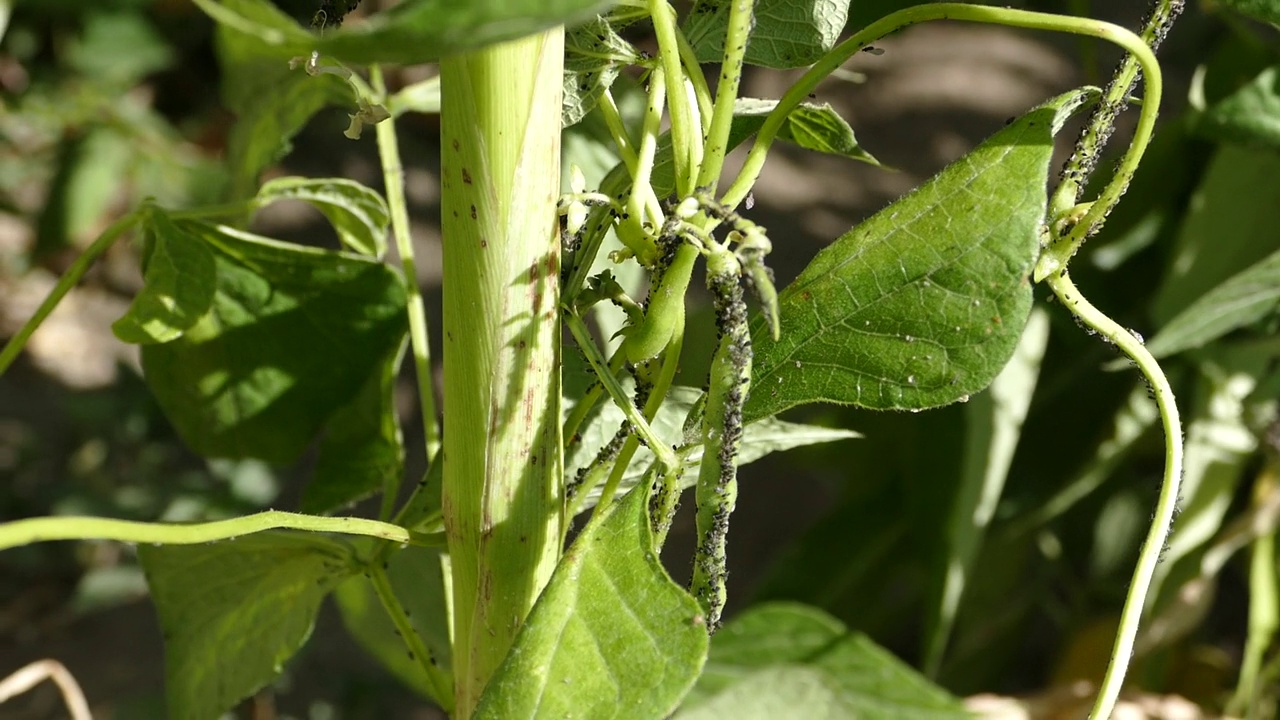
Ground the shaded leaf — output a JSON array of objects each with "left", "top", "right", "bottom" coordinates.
[
  {"left": 334, "top": 544, "right": 452, "bottom": 699},
  {"left": 744, "top": 89, "right": 1094, "bottom": 418},
  {"left": 923, "top": 308, "right": 1049, "bottom": 673},
  {"left": 112, "top": 213, "right": 217, "bottom": 344},
  {"left": 211, "top": 5, "right": 357, "bottom": 199},
  {"left": 303, "top": 338, "right": 406, "bottom": 514},
  {"left": 1196, "top": 65, "right": 1280, "bottom": 150},
  {"left": 684, "top": 0, "right": 848, "bottom": 69},
  {"left": 473, "top": 485, "right": 708, "bottom": 719},
  {"left": 1145, "top": 246, "right": 1280, "bottom": 359},
  {"left": 255, "top": 177, "right": 390, "bottom": 258},
  {"left": 1150, "top": 145, "right": 1280, "bottom": 326},
  {"left": 141, "top": 216, "right": 408, "bottom": 463},
  {"left": 678, "top": 603, "right": 968, "bottom": 718},
  {"left": 1219, "top": 0, "right": 1280, "bottom": 24},
  {"left": 139, "top": 532, "right": 357, "bottom": 720}
]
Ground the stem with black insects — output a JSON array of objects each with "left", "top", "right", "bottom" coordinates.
[{"left": 690, "top": 248, "right": 751, "bottom": 632}]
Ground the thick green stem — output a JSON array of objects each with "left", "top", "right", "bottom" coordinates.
[{"left": 439, "top": 30, "right": 566, "bottom": 718}]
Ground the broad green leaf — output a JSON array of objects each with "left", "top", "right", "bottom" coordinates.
[
  {"left": 684, "top": 0, "right": 849, "bottom": 69},
  {"left": 745, "top": 89, "right": 1094, "bottom": 418},
  {"left": 303, "top": 338, "right": 406, "bottom": 514},
  {"left": 112, "top": 214, "right": 217, "bottom": 344},
  {"left": 334, "top": 544, "right": 452, "bottom": 701},
  {"left": 733, "top": 98, "right": 879, "bottom": 165},
  {"left": 1196, "top": 65, "right": 1280, "bottom": 150},
  {"left": 194, "top": 0, "right": 615, "bottom": 66},
  {"left": 1145, "top": 246, "right": 1280, "bottom": 358},
  {"left": 923, "top": 307, "right": 1049, "bottom": 674},
  {"left": 255, "top": 177, "right": 390, "bottom": 258},
  {"left": 1151, "top": 145, "right": 1280, "bottom": 326},
  {"left": 564, "top": 16, "right": 641, "bottom": 127},
  {"left": 315, "top": 0, "right": 616, "bottom": 66},
  {"left": 139, "top": 532, "right": 357, "bottom": 720},
  {"left": 473, "top": 485, "right": 708, "bottom": 719},
  {"left": 1219, "top": 0, "right": 1280, "bottom": 24},
  {"left": 678, "top": 603, "right": 968, "bottom": 718},
  {"left": 141, "top": 216, "right": 408, "bottom": 463},
  {"left": 567, "top": 383, "right": 858, "bottom": 511},
  {"left": 650, "top": 101, "right": 877, "bottom": 197}
]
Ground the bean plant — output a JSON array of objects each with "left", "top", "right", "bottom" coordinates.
[{"left": 2, "top": 0, "right": 1279, "bottom": 718}]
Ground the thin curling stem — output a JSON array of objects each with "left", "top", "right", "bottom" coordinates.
[{"left": 1047, "top": 271, "right": 1183, "bottom": 720}]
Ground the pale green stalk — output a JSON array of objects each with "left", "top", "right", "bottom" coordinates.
[
  {"left": 647, "top": 0, "right": 700, "bottom": 196},
  {"left": 372, "top": 66, "right": 441, "bottom": 466},
  {"left": 593, "top": 325, "right": 684, "bottom": 514},
  {"left": 0, "top": 212, "right": 137, "bottom": 375},
  {"left": 439, "top": 30, "right": 566, "bottom": 718},
  {"left": 566, "top": 312, "right": 679, "bottom": 473},
  {"left": 1231, "top": 465, "right": 1279, "bottom": 716},
  {"left": 0, "top": 511, "right": 427, "bottom": 551},
  {"left": 1048, "top": 271, "right": 1182, "bottom": 720}
]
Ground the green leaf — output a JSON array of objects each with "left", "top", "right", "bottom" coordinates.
[
  {"left": 140, "top": 216, "right": 408, "bottom": 463},
  {"left": 564, "top": 16, "right": 641, "bottom": 127},
  {"left": 255, "top": 177, "right": 390, "bottom": 257},
  {"left": 650, "top": 101, "right": 877, "bottom": 197},
  {"left": 1145, "top": 246, "right": 1280, "bottom": 359},
  {"left": 745, "top": 89, "right": 1093, "bottom": 418},
  {"left": 1219, "top": 0, "right": 1280, "bottom": 24},
  {"left": 334, "top": 544, "right": 452, "bottom": 699},
  {"left": 1196, "top": 65, "right": 1280, "bottom": 150},
  {"left": 733, "top": 98, "right": 880, "bottom": 165},
  {"left": 112, "top": 213, "right": 217, "bottom": 345},
  {"left": 568, "top": 383, "right": 858, "bottom": 511},
  {"left": 303, "top": 338, "right": 406, "bottom": 514},
  {"left": 684, "top": 0, "right": 849, "bottom": 69},
  {"left": 1150, "top": 145, "right": 1280, "bottom": 326},
  {"left": 473, "top": 485, "right": 709, "bottom": 719},
  {"left": 139, "top": 532, "right": 357, "bottom": 720},
  {"left": 314, "top": 0, "right": 616, "bottom": 66},
  {"left": 192, "top": 0, "right": 313, "bottom": 48},
  {"left": 923, "top": 308, "right": 1049, "bottom": 674},
  {"left": 678, "top": 603, "right": 969, "bottom": 718},
  {"left": 388, "top": 76, "right": 441, "bottom": 117}
]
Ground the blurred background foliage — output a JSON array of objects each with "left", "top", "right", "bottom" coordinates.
[{"left": 2, "top": 0, "right": 1280, "bottom": 718}]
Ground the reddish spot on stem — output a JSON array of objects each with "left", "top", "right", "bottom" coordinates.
[
  {"left": 470, "top": 205, "right": 477, "bottom": 220},
  {"left": 462, "top": 168, "right": 472, "bottom": 184},
  {"left": 451, "top": 139, "right": 460, "bottom": 151}
]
